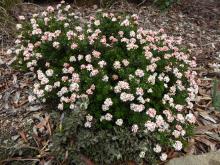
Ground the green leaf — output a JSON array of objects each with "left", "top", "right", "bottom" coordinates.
[{"left": 212, "top": 79, "right": 220, "bottom": 111}]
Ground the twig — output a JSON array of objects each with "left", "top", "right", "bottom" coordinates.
[
  {"left": 137, "top": 0, "right": 147, "bottom": 7},
  {"left": 15, "top": 2, "right": 43, "bottom": 9},
  {"left": 0, "top": 157, "right": 40, "bottom": 164},
  {"left": 0, "top": 145, "right": 40, "bottom": 151}
]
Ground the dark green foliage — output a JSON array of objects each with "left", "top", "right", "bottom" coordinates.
[{"left": 50, "top": 109, "right": 158, "bottom": 165}]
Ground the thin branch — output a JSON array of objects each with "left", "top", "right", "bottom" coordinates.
[
  {"left": 137, "top": 0, "right": 147, "bottom": 7},
  {"left": 0, "top": 157, "right": 40, "bottom": 164}
]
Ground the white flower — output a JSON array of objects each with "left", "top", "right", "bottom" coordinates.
[
  {"left": 147, "top": 88, "right": 153, "bottom": 93},
  {"left": 64, "top": 23, "right": 69, "bottom": 27},
  {"left": 54, "top": 81, "right": 60, "bottom": 87},
  {"left": 78, "top": 54, "right": 84, "bottom": 61},
  {"left": 117, "top": 81, "right": 130, "bottom": 90},
  {"left": 147, "top": 74, "right": 157, "bottom": 85},
  {"left": 115, "top": 119, "right": 123, "bottom": 126},
  {"left": 146, "top": 108, "right": 156, "bottom": 118},
  {"left": 45, "top": 69, "right": 54, "bottom": 77},
  {"left": 94, "top": 20, "right": 100, "bottom": 26},
  {"left": 153, "top": 144, "right": 162, "bottom": 153},
  {"left": 102, "top": 104, "right": 109, "bottom": 111},
  {"left": 28, "top": 95, "right": 36, "bottom": 103},
  {"left": 18, "top": 15, "right": 25, "bottom": 20},
  {"left": 71, "top": 43, "right": 78, "bottom": 49},
  {"left": 130, "top": 31, "right": 136, "bottom": 37},
  {"left": 53, "top": 42, "right": 60, "bottom": 49},
  {"left": 64, "top": 5, "right": 71, "bottom": 11},
  {"left": 56, "top": 4, "right": 62, "bottom": 9},
  {"left": 176, "top": 114, "right": 185, "bottom": 123},
  {"left": 75, "top": 26, "right": 82, "bottom": 32},
  {"left": 130, "top": 103, "right": 145, "bottom": 112},
  {"left": 47, "top": 6, "right": 54, "bottom": 12},
  {"left": 172, "top": 130, "right": 181, "bottom": 138},
  {"left": 126, "top": 42, "right": 138, "bottom": 50},
  {"left": 41, "top": 77, "right": 49, "bottom": 85},
  {"left": 16, "top": 24, "right": 22, "bottom": 30},
  {"left": 156, "top": 115, "right": 165, "bottom": 127},
  {"left": 92, "top": 50, "right": 101, "bottom": 58},
  {"left": 98, "top": 60, "right": 107, "bottom": 68},
  {"left": 69, "top": 83, "right": 79, "bottom": 92},
  {"left": 113, "top": 61, "right": 121, "bottom": 69},
  {"left": 66, "top": 30, "right": 74, "bottom": 40},
  {"left": 136, "top": 87, "right": 144, "bottom": 96},
  {"left": 70, "top": 104, "right": 75, "bottom": 109},
  {"left": 135, "top": 69, "right": 144, "bottom": 78},
  {"left": 145, "top": 50, "right": 153, "bottom": 59},
  {"left": 30, "top": 18, "right": 36, "bottom": 24},
  {"left": 86, "top": 114, "right": 93, "bottom": 121},
  {"left": 104, "top": 113, "right": 113, "bottom": 121},
  {"left": 90, "top": 69, "right": 99, "bottom": 77},
  {"left": 58, "top": 103, "right": 64, "bottom": 110},
  {"left": 145, "top": 121, "right": 156, "bottom": 132},
  {"left": 84, "top": 121, "right": 92, "bottom": 128},
  {"left": 120, "top": 92, "right": 134, "bottom": 102},
  {"left": 62, "top": 68, "right": 68, "bottom": 74},
  {"left": 122, "top": 59, "right": 129, "bottom": 66},
  {"left": 160, "top": 153, "right": 167, "bottom": 161},
  {"left": 6, "top": 49, "right": 12, "bottom": 55},
  {"left": 164, "top": 76, "right": 170, "bottom": 83},
  {"left": 173, "top": 141, "right": 183, "bottom": 151},
  {"left": 104, "top": 98, "right": 113, "bottom": 107},
  {"left": 102, "top": 75, "right": 109, "bottom": 82},
  {"left": 45, "top": 85, "right": 53, "bottom": 92},
  {"left": 139, "top": 151, "right": 145, "bottom": 158},
  {"left": 111, "top": 17, "right": 117, "bottom": 22},
  {"left": 131, "top": 124, "right": 138, "bottom": 133},
  {"left": 185, "top": 113, "right": 196, "bottom": 123},
  {"left": 121, "top": 19, "right": 130, "bottom": 26},
  {"left": 69, "top": 56, "right": 76, "bottom": 62},
  {"left": 137, "top": 96, "right": 145, "bottom": 104},
  {"left": 102, "top": 98, "right": 113, "bottom": 111}
]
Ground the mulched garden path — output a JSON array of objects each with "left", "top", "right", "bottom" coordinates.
[{"left": 0, "top": 0, "right": 220, "bottom": 164}]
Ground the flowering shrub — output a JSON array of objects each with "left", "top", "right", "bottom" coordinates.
[{"left": 9, "top": 1, "right": 198, "bottom": 163}]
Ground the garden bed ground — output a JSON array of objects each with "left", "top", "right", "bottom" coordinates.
[{"left": 0, "top": 0, "right": 220, "bottom": 164}]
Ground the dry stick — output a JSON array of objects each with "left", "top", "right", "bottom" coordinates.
[
  {"left": 15, "top": 2, "right": 43, "bottom": 9},
  {"left": 1, "top": 31, "right": 4, "bottom": 65},
  {"left": 0, "top": 145, "right": 40, "bottom": 152},
  {"left": 0, "top": 157, "right": 40, "bottom": 164},
  {"left": 190, "top": 40, "right": 220, "bottom": 50},
  {"left": 0, "top": 6, "right": 6, "bottom": 61},
  {"left": 137, "top": 0, "right": 147, "bottom": 7}
]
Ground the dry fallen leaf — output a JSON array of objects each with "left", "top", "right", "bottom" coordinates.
[
  {"left": 199, "top": 111, "right": 217, "bottom": 124},
  {"left": 19, "top": 131, "right": 28, "bottom": 143},
  {"left": 195, "top": 136, "right": 216, "bottom": 151}
]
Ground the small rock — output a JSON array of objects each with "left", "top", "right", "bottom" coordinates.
[
  {"left": 167, "top": 151, "right": 220, "bottom": 165},
  {"left": 26, "top": 105, "right": 42, "bottom": 112},
  {"left": 11, "top": 135, "right": 20, "bottom": 141}
]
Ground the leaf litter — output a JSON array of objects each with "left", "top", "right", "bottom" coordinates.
[{"left": 0, "top": 0, "right": 220, "bottom": 164}]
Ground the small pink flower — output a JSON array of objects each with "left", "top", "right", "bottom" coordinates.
[
  {"left": 146, "top": 108, "right": 156, "bottom": 118},
  {"left": 71, "top": 43, "right": 78, "bottom": 49},
  {"left": 92, "top": 50, "right": 101, "bottom": 58},
  {"left": 47, "top": 6, "right": 54, "bottom": 12}
]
